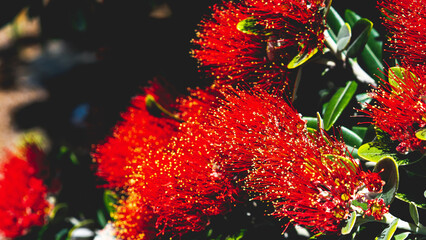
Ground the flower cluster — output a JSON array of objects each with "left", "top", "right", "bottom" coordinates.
[
  {"left": 0, "top": 143, "right": 50, "bottom": 238},
  {"left": 360, "top": 0, "right": 426, "bottom": 153},
  {"left": 186, "top": 87, "right": 387, "bottom": 234},
  {"left": 191, "top": 0, "right": 326, "bottom": 92},
  {"left": 361, "top": 66, "right": 426, "bottom": 153},
  {"left": 94, "top": 84, "right": 388, "bottom": 238},
  {"left": 378, "top": 0, "right": 426, "bottom": 76},
  {"left": 93, "top": 84, "right": 239, "bottom": 240}
]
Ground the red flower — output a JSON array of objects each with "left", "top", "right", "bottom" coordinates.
[
  {"left": 378, "top": 0, "right": 426, "bottom": 75},
  {"left": 191, "top": 0, "right": 326, "bottom": 92},
  {"left": 186, "top": 87, "right": 386, "bottom": 234},
  {"left": 360, "top": 65, "right": 426, "bottom": 153},
  {"left": 93, "top": 84, "right": 238, "bottom": 239},
  {"left": 0, "top": 144, "right": 50, "bottom": 238},
  {"left": 364, "top": 198, "right": 389, "bottom": 220},
  {"left": 92, "top": 81, "right": 181, "bottom": 189}
]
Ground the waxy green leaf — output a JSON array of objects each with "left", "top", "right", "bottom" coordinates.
[
  {"left": 341, "top": 211, "right": 357, "bottom": 235},
  {"left": 336, "top": 23, "right": 351, "bottom": 52},
  {"left": 287, "top": 47, "right": 318, "bottom": 69},
  {"left": 236, "top": 17, "right": 265, "bottom": 35},
  {"left": 409, "top": 201, "right": 420, "bottom": 226},
  {"left": 388, "top": 66, "right": 417, "bottom": 92},
  {"left": 326, "top": 6, "right": 345, "bottom": 41},
  {"left": 376, "top": 218, "right": 399, "bottom": 240},
  {"left": 323, "top": 81, "right": 358, "bottom": 130},
  {"left": 346, "top": 18, "right": 373, "bottom": 58}
]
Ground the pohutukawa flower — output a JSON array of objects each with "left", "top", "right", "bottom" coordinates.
[
  {"left": 191, "top": 0, "right": 326, "bottom": 92},
  {"left": 93, "top": 83, "right": 238, "bottom": 240},
  {"left": 0, "top": 143, "right": 50, "bottom": 238},
  {"left": 378, "top": 0, "right": 426, "bottom": 75},
  {"left": 360, "top": 65, "right": 426, "bottom": 153},
  {"left": 186, "top": 87, "right": 387, "bottom": 234}
]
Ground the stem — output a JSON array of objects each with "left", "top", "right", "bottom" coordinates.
[
  {"left": 380, "top": 213, "right": 426, "bottom": 235},
  {"left": 348, "top": 58, "right": 377, "bottom": 87},
  {"left": 355, "top": 213, "right": 426, "bottom": 235},
  {"left": 324, "top": 30, "right": 377, "bottom": 87}
]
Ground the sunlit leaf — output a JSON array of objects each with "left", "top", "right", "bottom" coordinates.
[
  {"left": 236, "top": 17, "right": 265, "bottom": 35},
  {"left": 388, "top": 66, "right": 417, "bottom": 92},
  {"left": 336, "top": 23, "right": 351, "bottom": 52},
  {"left": 376, "top": 218, "right": 399, "bottom": 240},
  {"left": 341, "top": 211, "right": 357, "bottom": 235},
  {"left": 287, "top": 47, "right": 318, "bottom": 69}
]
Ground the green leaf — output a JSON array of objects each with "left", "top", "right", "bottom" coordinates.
[
  {"left": 55, "top": 228, "right": 69, "bottom": 240},
  {"left": 287, "top": 47, "right": 318, "bottom": 69},
  {"left": 341, "top": 211, "right": 357, "bottom": 235},
  {"left": 396, "top": 193, "right": 426, "bottom": 209},
  {"left": 323, "top": 81, "right": 358, "bottom": 130},
  {"left": 341, "top": 126, "right": 363, "bottom": 147},
  {"left": 351, "top": 126, "right": 368, "bottom": 140},
  {"left": 236, "top": 17, "right": 265, "bottom": 35},
  {"left": 393, "top": 232, "right": 410, "bottom": 240},
  {"left": 388, "top": 66, "right": 417, "bottom": 92},
  {"left": 345, "top": 9, "right": 382, "bottom": 59},
  {"left": 345, "top": 9, "right": 384, "bottom": 80},
  {"left": 104, "top": 189, "right": 118, "bottom": 216},
  {"left": 376, "top": 218, "right": 399, "bottom": 240},
  {"left": 337, "top": 23, "right": 351, "bottom": 52},
  {"left": 373, "top": 157, "right": 399, "bottom": 204},
  {"left": 326, "top": 6, "right": 345, "bottom": 41},
  {"left": 409, "top": 201, "right": 419, "bottom": 226},
  {"left": 415, "top": 128, "right": 426, "bottom": 140},
  {"left": 346, "top": 18, "right": 373, "bottom": 58},
  {"left": 357, "top": 142, "right": 411, "bottom": 165},
  {"left": 352, "top": 199, "right": 369, "bottom": 211},
  {"left": 358, "top": 142, "right": 392, "bottom": 163}
]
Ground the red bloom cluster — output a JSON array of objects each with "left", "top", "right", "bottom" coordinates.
[
  {"left": 191, "top": 0, "right": 326, "bottom": 92},
  {"left": 93, "top": 84, "right": 238, "bottom": 240},
  {"left": 94, "top": 83, "right": 388, "bottom": 238},
  {"left": 361, "top": 66, "right": 426, "bottom": 153},
  {"left": 191, "top": 88, "right": 386, "bottom": 234},
  {"left": 0, "top": 143, "right": 50, "bottom": 238},
  {"left": 378, "top": 0, "right": 426, "bottom": 75}
]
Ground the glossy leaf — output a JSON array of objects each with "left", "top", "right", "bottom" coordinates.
[
  {"left": 357, "top": 142, "right": 411, "bottom": 165},
  {"left": 388, "top": 66, "right": 417, "bottom": 92},
  {"left": 341, "top": 126, "right": 363, "bottom": 147},
  {"left": 345, "top": 9, "right": 382, "bottom": 59},
  {"left": 409, "top": 201, "right": 419, "bottom": 226},
  {"left": 341, "top": 211, "right": 356, "bottom": 235},
  {"left": 373, "top": 157, "right": 399, "bottom": 204},
  {"left": 236, "top": 17, "right": 264, "bottom": 35},
  {"left": 323, "top": 81, "right": 358, "bottom": 130},
  {"left": 346, "top": 18, "right": 373, "bottom": 58},
  {"left": 345, "top": 9, "right": 384, "bottom": 80},
  {"left": 393, "top": 232, "right": 410, "bottom": 240},
  {"left": 415, "top": 128, "right": 426, "bottom": 140},
  {"left": 336, "top": 23, "right": 351, "bottom": 52},
  {"left": 376, "top": 218, "right": 399, "bottom": 240},
  {"left": 326, "top": 6, "right": 345, "bottom": 41},
  {"left": 287, "top": 47, "right": 318, "bottom": 69},
  {"left": 358, "top": 142, "right": 391, "bottom": 162}
]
